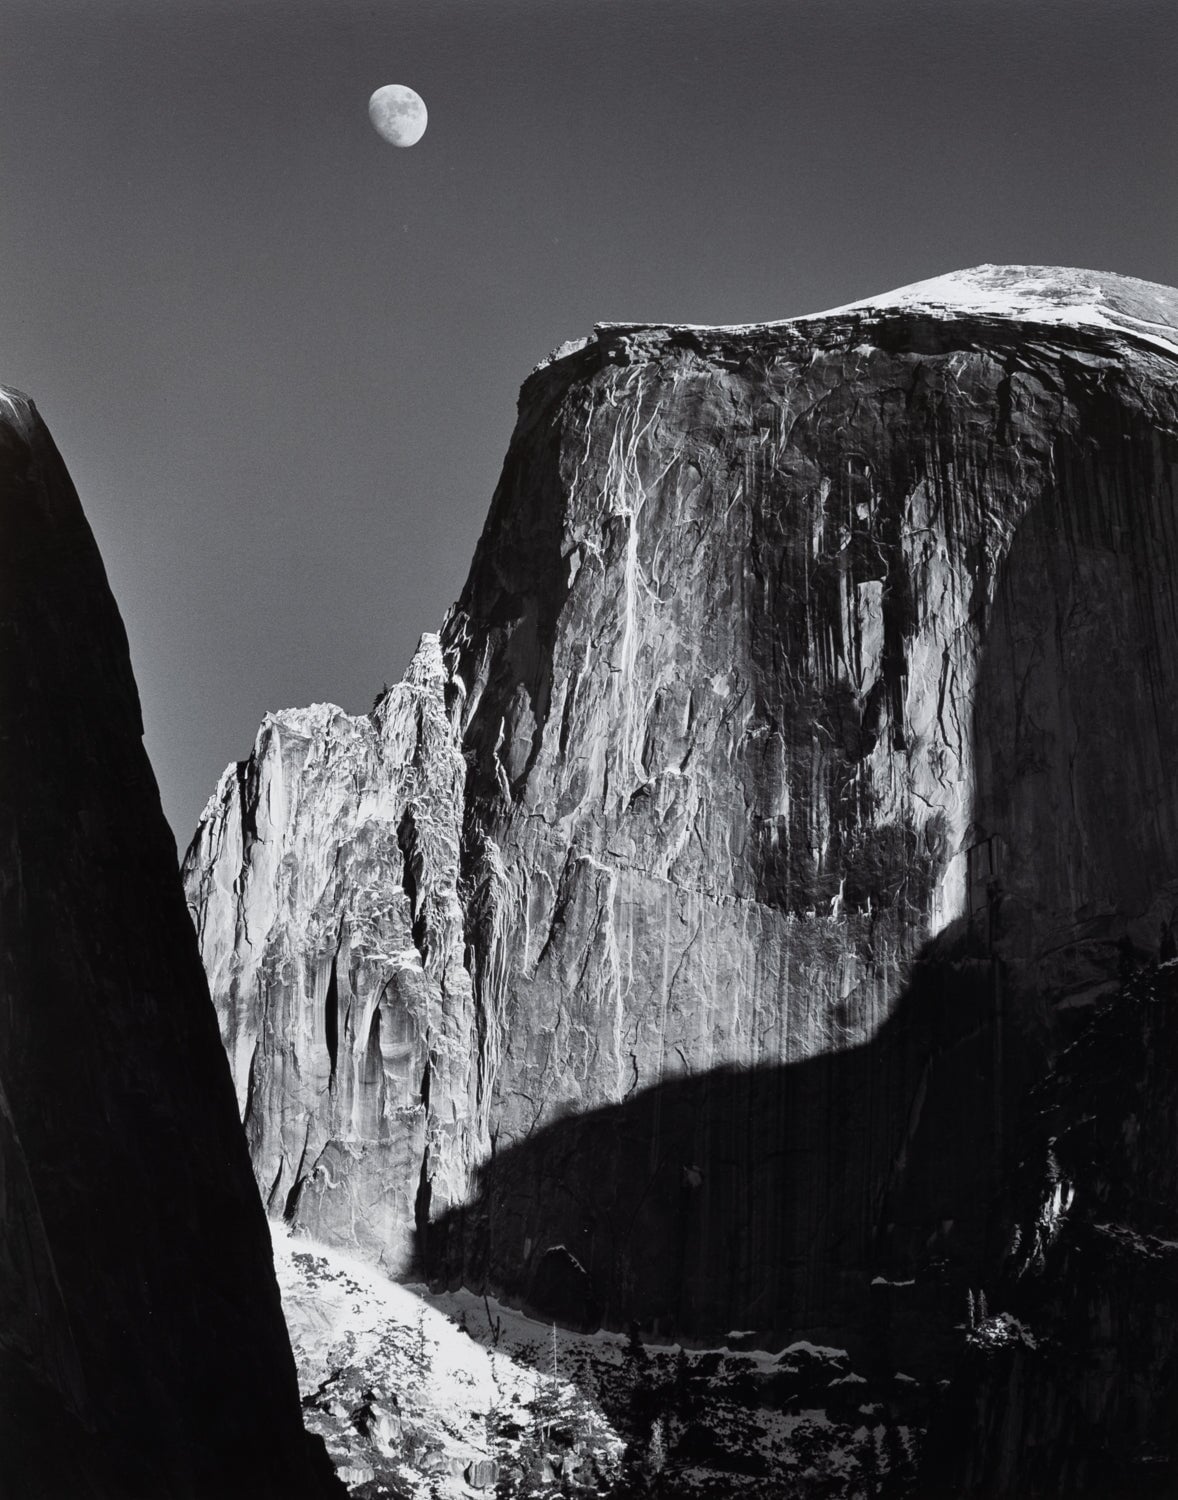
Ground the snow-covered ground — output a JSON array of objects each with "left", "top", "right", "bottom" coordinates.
[
  {"left": 273, "top": 1226, "right": 623, "bottom": 1497},
  {"left": 274, "top": 1226, "right": 930, "bottom": 1497}
]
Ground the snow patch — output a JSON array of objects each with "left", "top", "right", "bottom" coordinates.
[
  {"left": 780, "top": 1407, "right": 834, "bottom": 1434},
  {"left": 969, "top": 1311, "right": 1039, "bottom": 1351},
  {"left": 1093, "top": 1222, "right": 1178, "bottom": 1257},
  {"left": 272, "top": 1226, "right": 623, "bottom": 1497},
  {"left": 575, "top": 265, "right": 1178, "bottom": 365},
  {"left": 779, "top": 1340, "right": 850, "bottom": 1361},
  {"left": 799, "top": 264, "right": 1178, "bottom": 360}
]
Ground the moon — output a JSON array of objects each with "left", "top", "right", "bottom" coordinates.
[{"left": 368, "top": 85, "right": 427, "bottom": 148}]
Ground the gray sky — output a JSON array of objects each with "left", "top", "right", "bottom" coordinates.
[{"left": 3, "top": 0, "right": 1174, "bottom": 848}]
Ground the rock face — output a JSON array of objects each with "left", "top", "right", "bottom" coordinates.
[
  {"left": 185, "top": 266, "right": 1178, "bottom": 1393},
  {"left": 918, "top": 958, "right": 1178, "bottom": 1499},
  {"left": 0, "top": 389, "right": 341, "bottom": 1498}
]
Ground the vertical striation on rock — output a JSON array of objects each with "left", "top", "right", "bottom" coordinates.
[
  {"left": 185, "top": 268, "right": 1178, "bottom": 1428},
  {"left": 186, "top": 633, "right": 476, "bottom": 1272},
  {"left": 0, "top": 388, "right": 341, "bottom": 1498}
]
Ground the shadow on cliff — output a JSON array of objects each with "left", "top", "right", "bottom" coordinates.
[{"left": 418, "top": 923, "right": 1038, "bottom": 1377}]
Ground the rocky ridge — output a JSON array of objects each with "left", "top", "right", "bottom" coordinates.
[{"left": 186, "top": 265, "right": 1178, "bottom": 1487}]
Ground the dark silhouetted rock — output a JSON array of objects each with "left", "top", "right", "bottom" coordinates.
[
  {"left": 918, "top": 961, "right": 1178, "bottom": 1499},
  {"left": 0, "top": 389, "right": 342, "bottom": 1498}
]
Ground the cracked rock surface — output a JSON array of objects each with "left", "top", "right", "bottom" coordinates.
[{"left": 185, "top": 266, "right": 1178, "bottom": 1381}]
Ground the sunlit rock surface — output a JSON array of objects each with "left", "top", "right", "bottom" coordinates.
[
  {"left": 0, "top": 389, "right": 341, "bottom": 1498},
  {"left": 186, "top": 267, "right": 1178, "bottom": 1409},
  {"left": 187, "top": 634, "right": 474, "bottom": 1274}
]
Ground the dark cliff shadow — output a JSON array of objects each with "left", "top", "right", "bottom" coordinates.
[
  {"left": 419, "top": 923, "right": 1038, "bottom": 1379},
  {"left": 913, "top": 960, "right": 1178, "bottom": 1500}
]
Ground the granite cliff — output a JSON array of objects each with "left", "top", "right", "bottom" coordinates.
[
  {"left": 0, "top": 389, "right": 341, "bottom": 1498},
  {"left": 185, "top": 266, "right": 1178, "bottom": 1489}
]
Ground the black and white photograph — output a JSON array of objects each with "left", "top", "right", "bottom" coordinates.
[{"left": 1, "top": 2, "right": 1175, "bottom": 1496}]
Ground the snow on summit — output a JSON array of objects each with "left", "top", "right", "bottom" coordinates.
[
  {"left": 804, "top": 263, "right": 1178, "bottom": 358},
  {"left": 582, "top": 264, "right": 1178, "bottom": 363}
]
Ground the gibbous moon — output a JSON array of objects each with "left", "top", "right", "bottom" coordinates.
[{"left": 368, "top": 85, "right": 427, "bottom": 148}]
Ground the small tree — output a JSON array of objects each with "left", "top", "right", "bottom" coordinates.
[
  {"left": 625, "top": 1321, "right": 651, "bottom": 1376},
  {"left": 648, "top": 1416, "right": 667, "bottom": 1474}
]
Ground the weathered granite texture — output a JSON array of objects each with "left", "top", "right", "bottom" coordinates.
[
  {"left": 185, "top": 268, "right": 1178, "bottom": 1379},
  {"left": 0, "top": 389, "right": 341, "bottom": 1498},
  {"left": 187, "top": 638, "right": 474, "bottom": 1275}
]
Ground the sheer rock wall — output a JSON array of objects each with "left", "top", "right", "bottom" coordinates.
[{"left": 185, "top": 269, "right": 1178, "bottom": 1357}]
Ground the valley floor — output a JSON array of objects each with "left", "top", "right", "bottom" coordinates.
[{"left": 274, "top": 1228, "right": 926, "bottom": 1498}]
